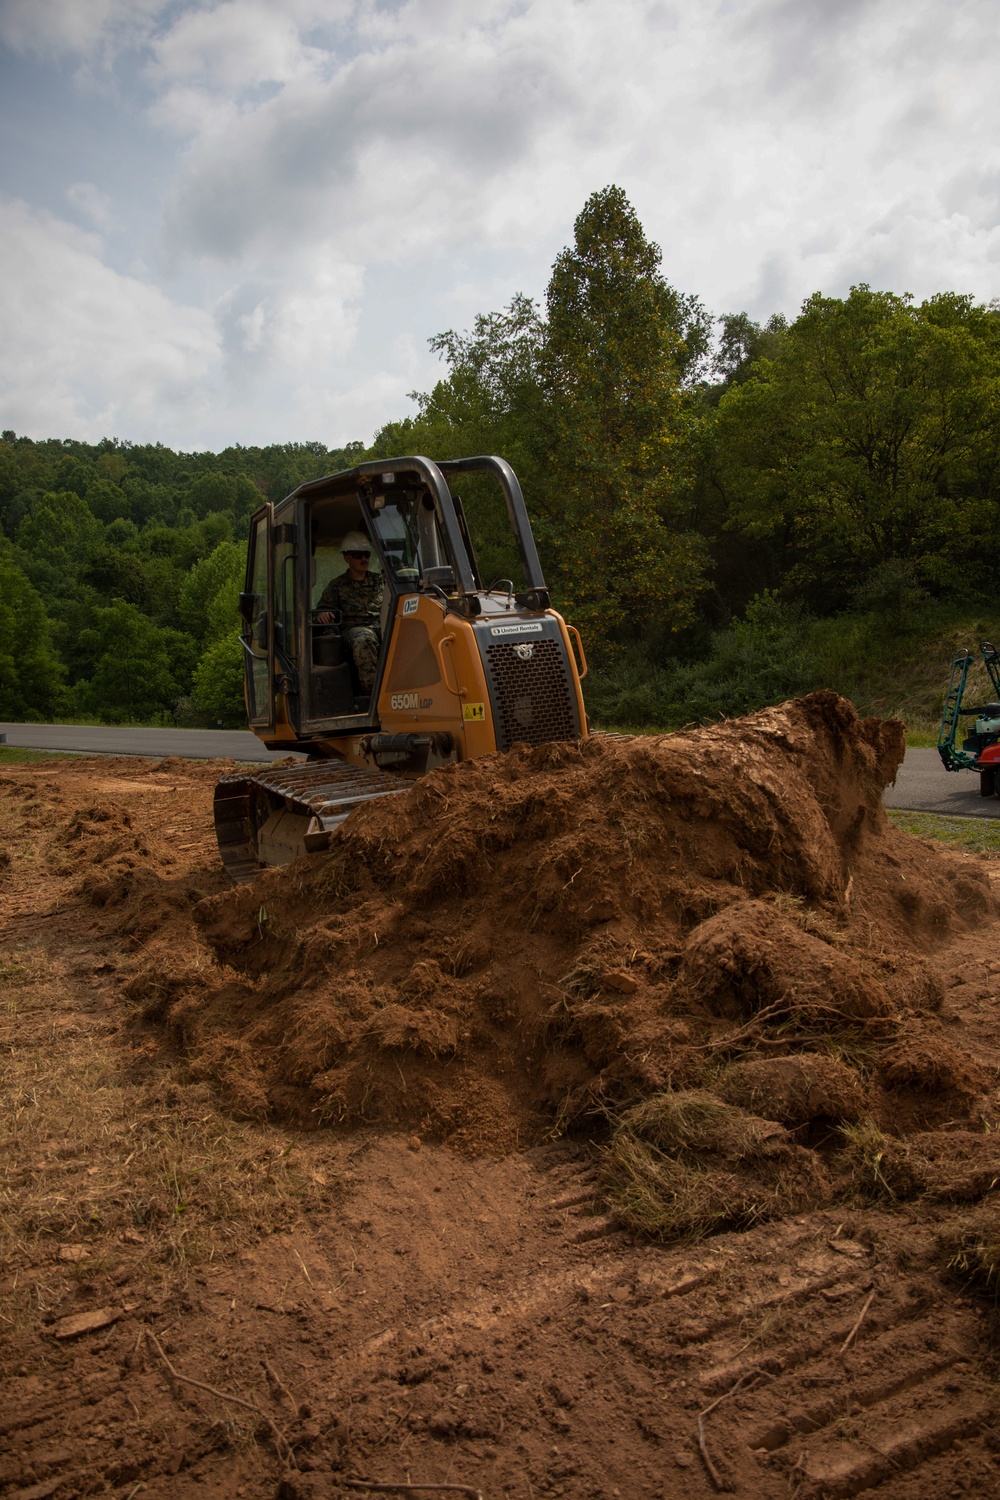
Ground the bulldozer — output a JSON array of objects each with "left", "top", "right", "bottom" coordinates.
[{"left": 213, "top": 454, "right": 589, "bottom": 880}]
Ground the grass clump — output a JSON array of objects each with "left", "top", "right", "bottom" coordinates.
[
  {"left": 886, "top": 809, "right": 1000, "bottom": 857},
  {"left": 602, "top": 1089, "right": 830, "bottom": 1242},
  {"left": 938, "top": 1208, "right": 1000, "bottom": 1304},
  {"left": 838, "top": 1119, "right": 920, "bottom": 1203},
  {"left": 602, "top": 1132, "right": 752, "bottom": 1240},
  {"left": 622, "top": 1090, "right": 774, "bottom": 1159}
]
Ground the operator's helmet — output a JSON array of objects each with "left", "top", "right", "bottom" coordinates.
[{"left": 340, "top": 529, "right": 371, "bottom": 554}]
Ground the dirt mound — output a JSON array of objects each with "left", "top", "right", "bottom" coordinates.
[
  {"left": 717, "top": 1053, "right": 869, "bottom": 1126},
  {"left": 45, "top": 803, "right": 158, "bottom": 886},
  {"left": 117, "top": 691, "right": 991, "bottom": 1220},
  {"left": 681, "top": 900, "right": 893, "bottom": 1021}
]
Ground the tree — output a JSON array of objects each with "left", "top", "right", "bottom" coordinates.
[
  {"left": 85, "top": 478, "right": 131, "bottom": 523},
  {"left": 539, "top": 185, "right": 710, "bottom": 645},
  {"left": 187, "top": 471, "right": 262, "bottom": 520},
  {"left": 178, "top": 541, "right": 246, "bottom": 642},
  {"left": 189, "top": 544, "right": 249, "bottom": 726},
  {"left": 713, "top": 312, "right": 788, "bottom": 387},
  {"left": 406, "top": 295, "right": 548, "bottom": 585},
  {"left": 191, "top": 634, "right": 247, "bottom": 727},
  {"left": 0, "top": 549, "right": 64, "bottom": 719},
  {"left": 83, "top": 547, "right": 150, "bottom": 608},
  {"left": 16, "top": 490, "right": 102, "bottom": 595},
  {"left": 714, "top": 285, "right": 1000, "bottom": 609},
  {"left": 82, "top": 600, "right": 191, "bottom": 723}
]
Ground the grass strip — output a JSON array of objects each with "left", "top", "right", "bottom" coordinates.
[
  {"left": 0, "top": 747, "right": 78, "bottom": 765},
  {"left": 886, "top": 808, "right": 1000, "bottom": 855}
]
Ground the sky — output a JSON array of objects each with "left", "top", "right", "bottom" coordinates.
[{"left": 1, "top": 0, "right": 999, "bottom": 453}]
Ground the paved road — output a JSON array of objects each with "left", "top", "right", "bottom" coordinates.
[
  {"left": 884, "top": 745, "right": 999, "bottom": 819},
  {"left": 2, "top": 724, "right": 997, "bottom": 816},
  {"left": 0, "top": 722, "right": 305, "bottom": 763}
]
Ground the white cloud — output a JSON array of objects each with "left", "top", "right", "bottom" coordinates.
[
  {"left": 66, "top": 180, "right": 118, "bottom": 231},
  {"left": 4, "top": 0, "right": 1000, "bottom": 449},
  {"left": 153, "top": 0, "right": 1000, "bottom": 318},
  {"left": 0, "top": 198, "right": 387, "bottom": 448},
  {"left": 0, "top": 198, "right": 219, "bottom": 440},
  {"left": 149, "top": 0, "right": 333, "bottom": 92},
  {"left": 0, "top": 0, "right": 169, "bottom": 60}
]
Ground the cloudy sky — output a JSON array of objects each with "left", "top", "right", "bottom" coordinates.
[{"left": 1, "top": 0, "right": 998, "bottom": 452}]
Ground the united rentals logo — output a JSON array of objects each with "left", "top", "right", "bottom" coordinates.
[{"left": 490, "top": 623, "right": 544, "bottom": 636}]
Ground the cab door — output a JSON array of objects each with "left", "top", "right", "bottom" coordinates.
[{"left": 241, "top": 504, "right": 274, "bottom": 731}]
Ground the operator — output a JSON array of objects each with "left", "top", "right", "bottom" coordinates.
[{"left": 316, "top": 529, "right": 383, "bottom": 694}]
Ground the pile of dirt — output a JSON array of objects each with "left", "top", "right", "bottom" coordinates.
[
  {"left": 11, "top": 743, "right": 1000, "bottom": 1498},
  {"left": 117, "top": 690, "right": 999, "bottom": 1233}
]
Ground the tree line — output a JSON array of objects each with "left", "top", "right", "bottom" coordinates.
[{"left": 3, "top": 184, "right": 1000, "bottom": 730}]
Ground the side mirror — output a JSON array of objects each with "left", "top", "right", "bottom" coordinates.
[
  {"left": 422, "top": 565, "right": 456, "bottom": 592},
  {"left": 238, "top": 591, "right": 255, "bottom": 625}
]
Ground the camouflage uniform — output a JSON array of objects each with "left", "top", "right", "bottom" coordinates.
[{"left": 317, "top": 570, "right": 384, "bottom": 692}]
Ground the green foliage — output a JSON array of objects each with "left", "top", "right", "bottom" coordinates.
[
  {"left": 673, "top": 591, "right": 813, "bottom": 721},
  {"left": 0, "top": 432, "right": 366, "bottom": 727},
  {"left": 179, "top": 541, "right": 246, "bottom": 643},
  {"left": 85, "top": 478, "right": 131, "bottom": 523},
  {"left": 715, "top": 285, "right": 1000, "bottom": 611},
  {"left": 17, "top": 491, "right": 102, "bottom": 593},
  {"left": 191, "top": 634, "right": 247, "bottom": 728},
  {"left": 186, "top": 471, "right": 261, "bottom": 520},
  {"left": 584, "top": 591, "right": 812, "bottom": 729},
  {"left": 403, "top": 186, "right": 711, "bottom": 651},
  {"left": 0, "top": 549, "right": 65, "bottom": 720},
  {"left": 187, "top": 541, "right": 249, "bottom": 727},
  {"left": 81, "top": 601, "right": 194, "bottom": 724}
]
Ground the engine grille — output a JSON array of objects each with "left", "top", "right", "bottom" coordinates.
[{"left": 485, "top": 638, "right": 578, "bottom": 752}]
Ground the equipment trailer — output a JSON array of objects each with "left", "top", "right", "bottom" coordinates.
[{"left": 937, "top": 641, "right": 1000, "bottom": 796}]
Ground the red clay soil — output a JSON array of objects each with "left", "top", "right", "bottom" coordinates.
[{"left": 3, "top": 694, "right": 1000, "bottom": 1499}]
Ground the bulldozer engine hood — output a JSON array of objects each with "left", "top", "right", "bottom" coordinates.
[{"left": 471, "top": 614, "right": 582, "bottom": 753}]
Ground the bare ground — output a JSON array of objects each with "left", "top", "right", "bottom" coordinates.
[{"left": 4, "top": 723, "right": 1000, "bottom": 1500}]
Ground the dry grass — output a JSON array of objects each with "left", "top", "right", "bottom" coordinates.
[
  {"left": 938, "top": 1205, "right": 1000, "bottom": 1303},
  {"left": 0, "top": 936, "right": 340, "bottom": 1337},
  {"left": 837, "top": 1119, "right": 918, "bottom": 1203},
  {"left": 622, "top": 1090, "right": 760, "bottom": 1158},
  {"left": 600, "top": 1130, "right": 763, "bottom": 1240},
  {"left": 600, "top": 1089, "right": 829, "bottom": 1241}
]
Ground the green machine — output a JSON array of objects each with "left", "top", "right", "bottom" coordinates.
[{"left": 938, "top": 641, "right": 1000, "bottom": 796}]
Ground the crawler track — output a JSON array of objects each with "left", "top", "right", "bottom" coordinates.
[{"left": 213, "top": 759, "right": 411, "bottom": 882}]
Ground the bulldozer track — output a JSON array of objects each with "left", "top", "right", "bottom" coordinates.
[{"left": 213, "top": 759, "right": 412, "bottom": 882}]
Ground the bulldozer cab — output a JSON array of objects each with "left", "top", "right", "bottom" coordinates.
[{"left": 239, "top": 454, "right": 583, "bottom": 753}]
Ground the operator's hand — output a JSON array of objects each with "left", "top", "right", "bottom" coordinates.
[{"left": 317, "top": 610, "right": 334, "bottom": 624}]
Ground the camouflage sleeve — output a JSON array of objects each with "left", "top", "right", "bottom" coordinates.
[{"left": 316, "top": 576, "right": 344, "bottom": 613}]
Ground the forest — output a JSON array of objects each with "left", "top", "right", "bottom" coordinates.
[{"left": 3, "top": 185, "right": 1000, "bottom": 732}]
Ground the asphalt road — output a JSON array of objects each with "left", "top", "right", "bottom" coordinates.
[
  {"left": 2, "top": 724, "right": 996, "bottom": 817},
  {"left": 883, "top": 744, "right": 999, "bottom": 819},
  {"left": 0, "top": 722, "right": 305, "bottom": 763}
]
